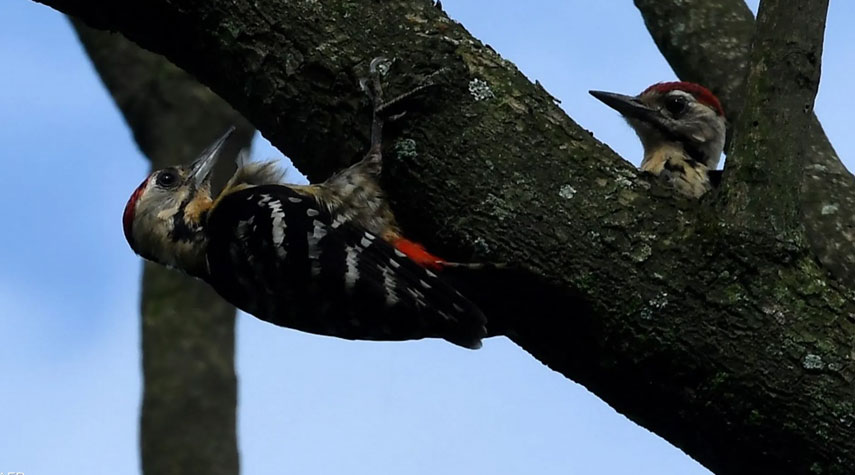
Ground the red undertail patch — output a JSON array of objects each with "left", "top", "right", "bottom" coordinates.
[{"left": 392, "top": 238, "right": 446, "bottom": 271}]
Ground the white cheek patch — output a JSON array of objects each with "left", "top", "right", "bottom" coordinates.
[
  {"left": 156, "top": 206, "right": 180, "bottom": 221},
  {"left": 152, "top": 187, "right": 188, "bottom": 222}
]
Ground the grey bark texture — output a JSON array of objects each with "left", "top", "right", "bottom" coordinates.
[
  {"left": 72, "top": 22, "right": 254, "bottom": 475},
  {"left": 724, "top": 0, "right": 828, "bottom": 233},
  {"left": 42, "top": 2, "right": 855, "bottom": 474}
]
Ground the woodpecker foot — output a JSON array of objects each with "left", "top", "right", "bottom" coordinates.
[{"left": 359, "top": 57, "right": 443, "bottom": 151}]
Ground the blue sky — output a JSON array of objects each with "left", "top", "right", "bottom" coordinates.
[{"left": 1, "top": 1, "right": 852, "bottom": 474}]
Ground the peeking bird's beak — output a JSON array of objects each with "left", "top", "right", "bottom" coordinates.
[
  {"left": 589, "top": 90, "right": 657, "bottom": 124},
  {"left": 189, "top": 126, "right": 235, "bottom": 187}
]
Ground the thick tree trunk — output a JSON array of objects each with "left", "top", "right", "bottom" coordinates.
[
  {"left": 43, "top": 2, "right": 855, "bottom": 474},
  {"left": 72, "top": 23, "right": 254, "bottom": 475}
]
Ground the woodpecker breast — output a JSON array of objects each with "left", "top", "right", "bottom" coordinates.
[{"left": 640, "top": 143, "right": 713, "bottom": 199}]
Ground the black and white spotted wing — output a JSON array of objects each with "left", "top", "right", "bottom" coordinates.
[{"left": 204, "top": 185, "right": 486, "bottom": 349}]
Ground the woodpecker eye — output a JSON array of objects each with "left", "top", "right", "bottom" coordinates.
[
  {"left": 664, "top": 96, "right": 689, "bottom": 116},
  {"left": 156, "top": 169, "right": 179, "bottom": 188}
]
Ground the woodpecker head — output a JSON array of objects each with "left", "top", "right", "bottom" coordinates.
[
  {"left": 123, "top": 128, "right": 233, "bottom": 277},
  {"left": 590, "top": 82, "right": 726, "bottom": 170}
]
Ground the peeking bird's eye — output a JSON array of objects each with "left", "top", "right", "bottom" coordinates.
[
  {"left": 664, "top": 96, "right": 689, "bottom": 116},
  {"left": 156, "top": 169, "right": 179, "bottom": 188}
]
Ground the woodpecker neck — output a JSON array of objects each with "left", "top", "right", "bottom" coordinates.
[
  {"left": 640, "top": 141, "right": 704, "bottom": 173},
  {"left": 630, "top": 116, "right": 724, "bottom": 171},
  {"left": 167, "top": 193, "right": 213, "bottom": 278}
]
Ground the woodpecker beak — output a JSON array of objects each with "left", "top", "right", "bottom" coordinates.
[
  {"left": 589, "top": 90, "right": 658, "bottom": 124},
  {"left": 189, "top": 126, "right": 235, "bottom": 187}
]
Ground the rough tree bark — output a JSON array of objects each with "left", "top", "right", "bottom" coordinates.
[
  {"left": 72, "top": 23, "right": 253, "bottom": 475},
  {"left": 40, "top": 1, "right": 855, "bottom": 474}
]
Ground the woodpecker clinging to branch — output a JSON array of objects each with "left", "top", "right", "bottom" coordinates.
[
  {"left": 123, "top": 58, "right": 487, "bottom": 349},
  {"left": 590, "top": 82, "right": 726, "bottom": 198}
]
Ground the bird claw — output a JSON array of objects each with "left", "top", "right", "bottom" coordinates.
[
  {"left": 361, "top": 56, "right": 443, "bottom": 150},
  {"left": 361, "top": 57, "right": 391, "bottom": 107},
  {"left": 369, "top": 56, "right": 392, "bottom": 77},
  {"left": 363, "top": 57, "right": 443, "bottom": 116}
]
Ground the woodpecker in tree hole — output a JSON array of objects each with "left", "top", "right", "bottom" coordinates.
[
  {"left": 122, "top": 58, "right": 487, "bottom": 349},
  {"left": 590, "top": 82, "right": 726, "bottom": 198}
]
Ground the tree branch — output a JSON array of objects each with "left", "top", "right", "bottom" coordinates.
[
  {"left": 725, "top": 0, "right": 829, "bottom": 233},
  {"left": 38, "top": 2, "right": 855, "bottom": 473},
  {"left": 72, "top": 22, "right": 254, "bottom": 475},
  {"left": 634, "top": 0, "right": 755, "bottom": 123},
  {"left": 635, "top": 0, "right": 855, "bottom": 283}
]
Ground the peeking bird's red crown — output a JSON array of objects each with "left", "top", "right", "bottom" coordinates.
[{"left": 643, "top": 81, "right": 725, "bottom": 117}]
